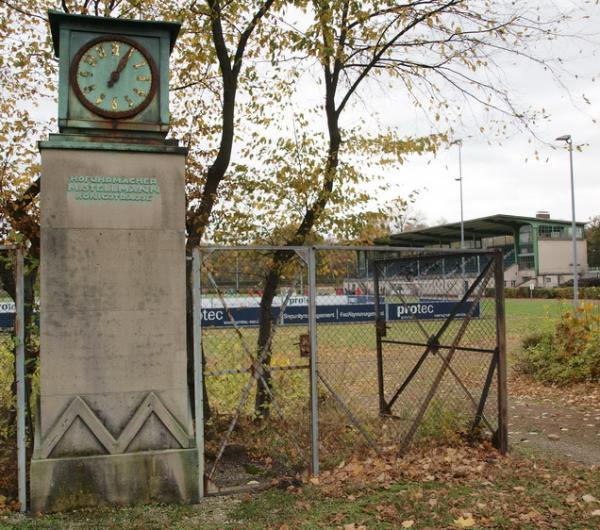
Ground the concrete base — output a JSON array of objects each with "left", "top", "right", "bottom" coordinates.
[{"left": 30, "top": 448, "right": 198, "bottom": 513}]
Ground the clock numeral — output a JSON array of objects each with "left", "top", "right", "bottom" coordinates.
[
  {"left": 136, "top": 75, "right": 151, "bottom": 82},
  {"left": 133, "top": 63, "right": 146, "bottom": 69},
  {"left": 111, "top": 42, "right": 120, "bottom": 56},
  {"left": 133, "top": 88, "right": 146, "bottom": 98},
  {"left": 95, "top": 93, "right": 105, "bottom": 105},
  {"left": 94, "top": 45, "right": 106, "bottom": 58},
  {"left": 111, "top": 97, "right": 119, "bottom": 111},
  {"left": 124, "top": 95, "right": 134, "bottom": 108},
  {"left": 83, "top": 54, "right": 97, "bottom": 67},
  {"left": 79, "top": 70, "right": 93, "bottom": 78},
  {"left": 83, "top": 84, "right": 96, "bottom": 94}
]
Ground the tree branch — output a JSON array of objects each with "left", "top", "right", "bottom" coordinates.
[{"left": 336, "top": 0, "right": 460, "bottom": 115}]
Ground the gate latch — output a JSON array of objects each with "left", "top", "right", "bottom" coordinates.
[
  {"left": 376, "top": 319, "right": 388, "bottom": 337},
  {"left": 296, "top": 333, "right": 311, "bottom": 358}
]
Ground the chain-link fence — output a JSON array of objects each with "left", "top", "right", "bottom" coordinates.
[
  {"left": 193, "top": 247, "right": 314, "bottom": 493},
  {"left": 192, "top": 245, "right": 507, "bottom": 493},
  {"left": 0, "top": 245, "right": 26, "bottom": 512},
  {"left": 314, "top": 247, "right": 507, "bottom": 465}
]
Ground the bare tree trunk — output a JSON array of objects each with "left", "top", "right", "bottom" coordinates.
[
  {"left": 253, "top": 259, "right": 285, "bottom": 416},
  {"left": 254, "top": 92, "right": 342, "bottom": 415},
  {"left": 184, "top": 0, "right": 276, "bottom": 420}
]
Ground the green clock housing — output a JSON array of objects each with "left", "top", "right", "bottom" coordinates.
[{"left": 49, "top": 10, "right": 181, "bottom": 137}]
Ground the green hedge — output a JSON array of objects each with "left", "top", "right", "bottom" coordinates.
[{"left": 485, "top": 286, "right": 600, "bottom": 299}]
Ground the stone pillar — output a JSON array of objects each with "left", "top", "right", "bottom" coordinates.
[{"left": 31, "top": 142, "right": 197, "bottom": 512}]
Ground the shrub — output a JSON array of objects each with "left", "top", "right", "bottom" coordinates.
[{"left": 517, "top": 304, "right": 600, "bottom": 385}]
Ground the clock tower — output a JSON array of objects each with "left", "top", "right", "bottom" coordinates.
[
  {"left": 31, "top": 11, "right": 198, "bottom": 512},
  {"left": 50, "top": 10, "right": 179, "bottom": 136}
]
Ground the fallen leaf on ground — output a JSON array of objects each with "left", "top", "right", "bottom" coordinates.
[
  {"left": 582, "top": 494, "right": 598, "bottom": 503},
  {"left": 453, "top": 514, "right": 476, "bottom": 528},
  {"left": 401, "top": 520, "right": 415, "bottom": 528}
]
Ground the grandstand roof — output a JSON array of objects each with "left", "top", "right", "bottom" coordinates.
[{"left": 382, "top": 214, "right": 586, "bottom": 247}]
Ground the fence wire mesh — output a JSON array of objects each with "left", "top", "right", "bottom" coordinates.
[
  {"left": 314, "top": 248, "right": 505, "bottom": 463},
  {"left": 197, "top": 248, "right": 312, "bottom": 491},
  {"left": 194, "top": 246, "right": 507, "bottom": 491}
]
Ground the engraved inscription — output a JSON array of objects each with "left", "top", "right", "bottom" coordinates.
[{"left": 67, "top": 176, "right": 161, "bottom": 202}]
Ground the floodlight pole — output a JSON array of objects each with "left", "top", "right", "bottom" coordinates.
[
  {"left": 556, "top": 134, "right": 578, "bottom": 310},
  {"left": 457, "top": 140, "right": 464, "bottom": 251},
  {"left": 452, "top": 139, "right": 465, "bottom": 281}
]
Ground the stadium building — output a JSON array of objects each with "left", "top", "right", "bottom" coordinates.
[{"left": 380, "top": 212, "right": 588, "bottom": 288}]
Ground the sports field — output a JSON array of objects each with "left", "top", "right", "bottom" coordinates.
[{"left": 201, "top": 297, "right": 600, "bottom": 473}]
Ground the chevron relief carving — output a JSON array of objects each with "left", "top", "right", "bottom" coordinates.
[{"left": 41, "top": 392, "right": 192, "bottom": 459}]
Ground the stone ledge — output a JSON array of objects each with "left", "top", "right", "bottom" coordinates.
[
  {"left": 30, "top": 448, "right": 199, "bottom": 513},
  {"left": 39, "top": 134, "right": 188, "bottom": 155}
]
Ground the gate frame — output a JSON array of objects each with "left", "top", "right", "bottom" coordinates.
[
  {"left": 191, "top": 245, "right": 509, "bottom": 498},
  {"left": 191, "top": 245, "right": 320, "bottom": 496},
  {"left": 0, "top": 244, "right": 26, "bottom": 512},
  {"left": 371, "top": 248, "right": 508, "bottom": 454}
]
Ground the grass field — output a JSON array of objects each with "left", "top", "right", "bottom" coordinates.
[{"left": 202, "top": 298, "right": 600, "bottom": 476}]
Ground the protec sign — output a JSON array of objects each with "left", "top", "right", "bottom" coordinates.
[
  {"left": 0, "top": 300, "right": 479, "bottom": 330},
  {"left": 199, "top": 300, "right": 479, "bottom": 328}
]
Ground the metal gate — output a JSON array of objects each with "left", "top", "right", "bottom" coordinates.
[{"left": 372, "top": 250, "right": 508, "bottom": 453}]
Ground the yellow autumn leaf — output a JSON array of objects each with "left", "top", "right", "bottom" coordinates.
[{"left": 453, "top": 515, "right": 476, "bottom": 528}]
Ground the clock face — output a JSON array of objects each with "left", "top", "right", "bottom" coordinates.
[{"left": 70, "top": 35, "right": 158, "bottom": 119}]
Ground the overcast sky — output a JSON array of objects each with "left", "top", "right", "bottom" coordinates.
[{"left": 356, "top": 2, "right": 600, "bottom": 227}]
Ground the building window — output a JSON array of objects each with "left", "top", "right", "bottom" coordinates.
[
  {"left": 564, "top": 226, "right": 584, "bottom": 239},
  {"left": 518, "top": 255, "right": 535, "bottom": 270},
  {"left": 519, "top": 225, "right": 534, "bottom": 254},
  {"left": 538, "top": 225, "right": 566, "bottom": 239},
  {"left": 545, "top": 276, "right": 552, "bottom": 283}
]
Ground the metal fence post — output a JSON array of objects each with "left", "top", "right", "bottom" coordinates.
[
  {"left": 307, "top": 246, "right": 320, "bottom": 476},
  {"left": 15, "top": 247, "right": 26, "bottom": 512},
  {"left": 373, "top": 261, "right": 386, "bottom": 414},
  {"left": 494, "top": 250, "right": 509, "bottom": 454},
  {"left": 192, "top": 247, "right": 205, "bottom": 499}
]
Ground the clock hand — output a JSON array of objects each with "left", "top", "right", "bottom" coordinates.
[{"left": 107, "top": 47, "right": 134, "bottom": 88}]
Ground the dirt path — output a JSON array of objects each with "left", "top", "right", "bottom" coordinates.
[{"left": 508, "top": 378, "right": 600, "bottom": 465}]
